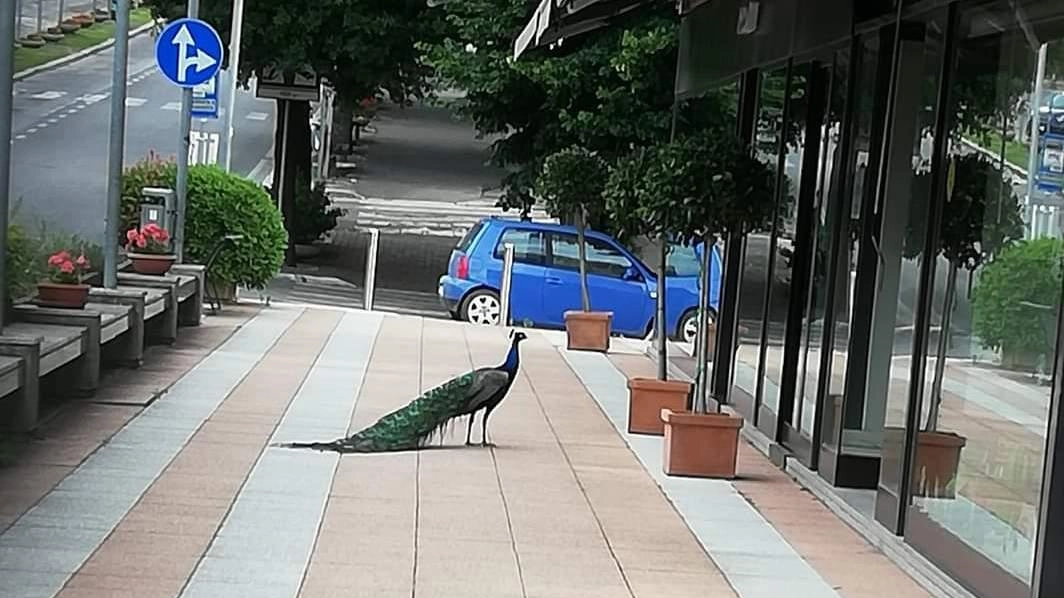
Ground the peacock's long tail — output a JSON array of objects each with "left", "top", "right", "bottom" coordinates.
[{"left": 273, "top": 371, "right": 478, "bottom": 454}]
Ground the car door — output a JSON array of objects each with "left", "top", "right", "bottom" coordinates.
[
  {"left": 483, "top": 227, "right": 548, "bottom": 325},
  {"left": 543, "top": 232, "right": 651, "bottom": 335}
]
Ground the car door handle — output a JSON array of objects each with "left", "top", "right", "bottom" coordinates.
[{"left": 545, "top": 276, "right": 562, "bottom": 285}]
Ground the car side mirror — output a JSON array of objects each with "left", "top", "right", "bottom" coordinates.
[{"left": 623, "top": 266, "right": 643, "bottom": 282}]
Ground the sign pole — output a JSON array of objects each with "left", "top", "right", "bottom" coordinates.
[
  {"left": 0, "top": 0, "right": 16, "bottom": 328},
  {"left": 103, "top": 0, "right": 130, "bottom": 288},
  {"left": 173, "top": 0, "right": 200, "bottom": 264},
  {"left": 1027, "top": 43, "right": 1048, "bottom": 238},
  {"left": 220, "top": 0, "right": 244, "bottom": 172}
]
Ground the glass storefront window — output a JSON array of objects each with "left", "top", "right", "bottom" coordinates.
[
  {"left": 794, "top": 53, "right": 850, "bottom": 440},
  {"left": 905, "top": 6, "right": 1064, "bottom": 592},
  {"left": 761, "top": 64, "right": 807, "bottom": 418},
  {"left": 733, "top": 66, "right": 789, "bottom": 412}
]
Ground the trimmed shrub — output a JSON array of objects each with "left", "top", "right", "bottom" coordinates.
[
  {"left": 121, "top": 154, "right": 287, "bottom": 289},
  {"left": 292, "top": 177, "right": 345, "bottom": 245}
]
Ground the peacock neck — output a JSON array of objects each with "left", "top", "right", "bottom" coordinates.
[{"left": 501, "top": 340, "right": 521, "bottom": 373}]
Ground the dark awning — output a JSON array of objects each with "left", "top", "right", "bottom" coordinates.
[{"left": 513, "top": 0, "right": 649, "bottom": 59}]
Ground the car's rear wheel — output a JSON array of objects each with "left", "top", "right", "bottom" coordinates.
[
  {"left": 461, "top": 289, "right": 501, "bottom": 326},
  {"left": 678, "top": 308, "right": 716, "bottom": 344}
]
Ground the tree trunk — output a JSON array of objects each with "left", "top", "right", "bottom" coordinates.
[
  {"left": 694, "top": 234, "right": 713, "bottom": 413},
  {"left": 656, "top": 235, "right": 669, "bottom": 381},
  {"left": 331, "top": 98, "right": 354, "bottom": 154},
  {"left": 272, "top": 99, "right": 313, "bottom": 267},
  {"left": 925, "top": 264, "right": 958, "bottom": 432},
  {"left": 576, "top": 208, "right": 591, "bottom": 312}
]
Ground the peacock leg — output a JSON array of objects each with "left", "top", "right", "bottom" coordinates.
[
  {"left": 480, "top": 407, "right": 496, "bottom": 447},
  {"left": 465, "top": 413, "right": 476, "bottom": 446}
]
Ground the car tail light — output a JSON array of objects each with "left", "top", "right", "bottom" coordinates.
[{"left": 456, "top": 255, "right": 470, "bottom": 280}]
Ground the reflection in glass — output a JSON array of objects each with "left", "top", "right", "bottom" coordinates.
[
  {"left": 761, "top": 64, "right": 807, "bottom": 416},
  {"left": 733, "top": 66, "right": 789, "bottom": 406},
  {"left": 909, "top": 12, "right": 1060, "bottom": 586},
  {"left": 868, "top": 12, "right": 948, "bottom": 501}
]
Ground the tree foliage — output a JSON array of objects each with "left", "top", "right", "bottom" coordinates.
[{"left": 426, "top": 0, "right": 735, "bottom": 220}]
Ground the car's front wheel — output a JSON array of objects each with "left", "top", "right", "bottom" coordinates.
[{"left": 461, "top": 289, "right": 501, "bottom": 326}]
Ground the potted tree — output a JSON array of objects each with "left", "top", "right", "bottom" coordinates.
[
  {"left": 37, "top": 250, "right": 91, "bottom": 309},
  {"left": 537, "top": 147, "right": 613, "bottom": 352},
  {"left": 605, "top": 146, "right": 692, "bottom": 435},
  {"left": 904, "top": 154, "right": 1024, "bottom": 498},
  {"left": 652, "top": 132, "right": 775, "bottom": 479},
  {"left": 125, "top": 223, "right": 176, "bottom": 275}
]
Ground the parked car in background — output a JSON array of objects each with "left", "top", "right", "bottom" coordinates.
[{"left": 438, "top": 218, "right": 722, "bottom": 342}]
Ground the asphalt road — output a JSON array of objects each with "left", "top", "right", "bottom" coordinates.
[{"left": 10, "top": 30, "right": 276, "bottom": 243}]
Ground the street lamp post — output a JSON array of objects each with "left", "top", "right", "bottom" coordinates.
[
  {"left": 1027, "top": 43, "right": 1048, "bottom": 239},
  {"left": 0, "top": 0, "right": 17, "bottom": 328},
  {"left": 219, "top": 0, "right": 245, "bottom": 172},
  {"left": 103, "top": 0, "right": 131, "bottom": 288}
]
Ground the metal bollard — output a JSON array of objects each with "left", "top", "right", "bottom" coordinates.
[
  {"left": 498, "top": 242, "right": 514, "bottom": 327},
  {"left": 363, "top": 228, "right": 379, "bottom": 311}
]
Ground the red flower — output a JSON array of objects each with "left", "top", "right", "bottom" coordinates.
[
  {"left": 126, "top": 228, "right": 139, "bottom": 243},
  {"left": 59, "top": 261, "right": 74, "bottom": 274},
  {"left": 135, "top": 233, "right": 147, "bottom": 248},
  {"left": 47, "top": 250, "right": 71, "bottom": 267},
  {"left": 75, "top": 254, "right": 88, "bottom": 268}
]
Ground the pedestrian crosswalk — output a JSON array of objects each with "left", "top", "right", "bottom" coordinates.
[
  {"left": 265, "top": 274, "right": 446, "bottom": 318},
  {"left": 326, "top": 184, "right": 557, "bottom": 237}
]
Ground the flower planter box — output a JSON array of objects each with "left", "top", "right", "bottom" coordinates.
[
  {"left": 627, "top": 377, "right": 691, "bottom": 436},
  {"left": 128, "top": 253, "right": 176, "bottom": 275},
  {"left": 912, "top": 431, "right": 966, "bottom": 499},
  {"left": 36, "top": 282, "right": 89, "bottom": 309},
  {"left": 564, "top": 310, "right": 612, "bottom": 352},
  {"left": 661, "top": 409, "right": 743, "bottom": 479}
]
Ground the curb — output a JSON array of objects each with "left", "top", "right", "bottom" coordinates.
[{"left": 13, "top": 20, "right": 158, "bottom": 82}]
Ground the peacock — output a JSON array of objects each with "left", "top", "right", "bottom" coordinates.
[{"left": 272, "top": 330, "right": 527, "bottom": 453}]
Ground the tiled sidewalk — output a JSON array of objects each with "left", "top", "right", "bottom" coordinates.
[{"left": 0, "top": 305, "right": 933, "bottom": 598}]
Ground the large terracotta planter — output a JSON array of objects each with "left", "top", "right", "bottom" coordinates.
[
  {"left": 36, "top": 282, "right": 89, "bottom": 309},
  {"left": 662, "top": 409, "right": 743, "bottom": 479},
  {"left": 912, "top": 431, "right": 966, "bottom": 499},
  {"left": 564, "top": 310, "right": 612, "bottom": 352},
  {"left": 627, "top": 377, "right": 691, "bottom": 436},
  {"left": 128, "top": 252, "right": 176, "bottom": 275}
]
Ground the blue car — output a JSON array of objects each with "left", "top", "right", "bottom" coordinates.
[{"left": 437, "top": 217, "right": 722, "bottom": 342}]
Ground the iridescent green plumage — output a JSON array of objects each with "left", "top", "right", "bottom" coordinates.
[{"left": 274, "top": 332, "right": 526, "bottom": 453}]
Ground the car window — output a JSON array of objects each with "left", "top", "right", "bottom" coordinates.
[
  {"left": 493, "top": 228, "right": 547, "bottom": 265},
  {"left": 456, "top": 220, "right": 485, "bottom": 252},
  {"left": 551, "top": 234, "right": 634, "bottom": 278},
  {"left": 666, "top": 243, "right": 702, "bottom": 277},
  {"left": 1053, "top": 94, "right": 1064, "bottom": 110}
]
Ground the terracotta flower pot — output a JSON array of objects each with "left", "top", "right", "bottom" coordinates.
[
  {"left": 627, "top": 377, "right": 692, "bottom": 436},
  {"left": 912, "top": 431, "right": 966, "bottom": 499},
  {"left": 564, "top": 310, "right": 612, "bottom": 352},
  {"left": 128, "top": 252, "right": 176, "bottom": 275},
  {"left": 662, "top": 409, "right": 743, "bottom": 479},
  {"left": 36, "top": 282, "right": 89, "bottom": 309}
]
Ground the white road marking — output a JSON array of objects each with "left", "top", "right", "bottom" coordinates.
[
  {"left": 161, "top": 102, "right": 181, "bottom": 111},
  {"left": 36, "top": 123, "right": 48, "bottom": 129},
  {"left": 29, "top": 91, "right": 66, "bottom": 100},
  {"left": 79, "top": 93, "right": 107, "bottom": 104},
  {"left": 246, "top": 111, "right": 269, "bottom": 121},
  {"left": 125, "top": 97, "right": 147, "bottom": 107},
  {"left": 26, "top": 128, "right": 37, "bottom": 134},
  {"left": 15, "top": 135, "right": 25, "bottom": 140}
]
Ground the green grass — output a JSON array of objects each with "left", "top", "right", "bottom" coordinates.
[
  {"left": 14, "top": 8, "right": 153, "bottom": 74},
  {"left": 968, "top": 130, "right": 1031, "bottom": 173}
]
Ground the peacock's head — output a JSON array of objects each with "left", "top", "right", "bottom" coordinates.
[{"left": 509, "top": 330, "right": 528, "bottom": 344}]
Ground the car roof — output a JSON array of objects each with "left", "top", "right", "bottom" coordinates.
[{"left": 479, "top": 216, "right": 611, "bottom": 238}]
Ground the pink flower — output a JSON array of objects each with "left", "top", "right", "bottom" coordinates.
[
  {"left": 47, "top": 250, "right": 71, "bottom": 266},
  {"left": 126, "top": 228, "right": 139, "bottom": 243},
  {"left": 135, "top": 233, "right": 147, "bottom": 248},
  {"left": 75, "top": 254, "right": 88, "bottom": 267},
  {"left": 156, "top": 229, "right": 170, "bottom": 242},
  {"left": 59, "top": 261, "right": 74, "bottom": 274}
]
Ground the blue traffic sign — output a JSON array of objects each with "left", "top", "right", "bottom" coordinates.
[
  {"left": 154, "top": 18, "right": 223, "bottom": 88},
  {"left": 191, "top": 73, "right": 220, "bottom": 119}
]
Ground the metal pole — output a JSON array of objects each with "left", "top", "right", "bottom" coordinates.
[
  {"left": 0, "top": 0, "right": 16, "bottom": 329},
  {"left": 499, "top": 242, "right": 515, "bottom": 327},
  {"left": 655, "top": 235, "right": 668, "bottom": 380},
  {"left": 56, "top": 0, "right": 64, "bottom": 27},
  {"left": 363, "top": 228, "right": 379, "bottom": 311},
  {"left": 320, "top": 88, "right": 334, "bottom": 181},
  {"left": 219, "top": 0, "right": 244, "bottom": 172},
  {"left": 174, "top": 0, "right": 199, "bottom": 263},
  {"left": 14, "top": 0, "right": 22, "bottom": 40},
  {"left": 275, "top": 99, "right": 289, "bottom": 209},
  {"left": 102, "top": 0, "right": 129, "bottom": 288},
  {"left": 35, "top": 0, "right": 42, "bottom": 34},
  {"left": 1027, "top": 43, "right": 1048, "bottom": 238}
]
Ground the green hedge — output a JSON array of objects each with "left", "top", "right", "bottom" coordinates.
[{"left": 121, "top": 155, "right": 287, "bottom": 289}]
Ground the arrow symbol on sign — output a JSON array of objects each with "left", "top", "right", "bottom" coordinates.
[{"left": 172, "top": 24, "right": 218, "bottom": 84}]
